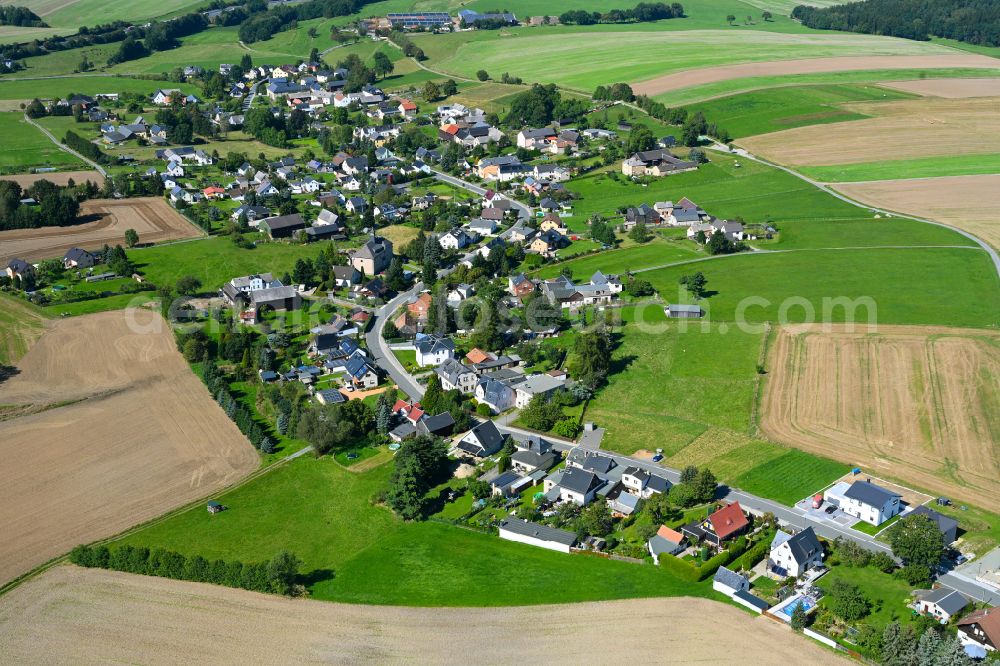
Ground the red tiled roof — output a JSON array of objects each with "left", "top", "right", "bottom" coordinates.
[
  {"left": 959, "top": 607, "right": 1000, "bottom": 645},
  {"left": 657, "top": 525, "right": 684, "bottom": 543},
  {"left": 465, "top": 348, "right": 491, "bottom": 364},
  {"left": 709, "top": 502, "right": 749, "bottom": 540}
]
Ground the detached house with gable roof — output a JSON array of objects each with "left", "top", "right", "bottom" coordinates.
[
  {"left": 769, "top": 527, "right": 823, "bottom": 578},
  {"left": 824, "top": 479, "right": 901, "bottom": 526}
]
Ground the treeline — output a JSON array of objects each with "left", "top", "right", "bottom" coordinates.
[
  {"left": 633, "top": 94, "right": 733, "bottom": 143},
  {"left": 0, "top": 21, "right": 131, "bottom": 61},
  {"left": 239, "top": 0, "right": 368, "bottom": 43},
  {"left": 65, "top": 129, "right": 110, "bottom": 164},
  {"left": 0, "top": 6, "right": 46, "bottom": 27},
  {"left": 505, "top": 83, "right": 590, "bottom": 127},
  {"left": 559, "top": 2, "right": 684, "bottom": 25},
  {"left": 69, "top": 544, "right": 304, "bottom": 596},
  {"left": 793, "top": 0, "right": 1000, "bottom": 47},
  {"left": 390, "top": 31, "right": 426, "bottom": 60},
  {"left": 0, "top": 179, "right": 80, "bottom": 230}
]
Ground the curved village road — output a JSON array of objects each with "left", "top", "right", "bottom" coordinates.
[{"left": 24, "top": 112, "right": 107, "bottom": 177}]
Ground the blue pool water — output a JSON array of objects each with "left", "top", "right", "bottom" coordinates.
[{"left": 779, "top": 596, "right": 814, "bottom": 618}]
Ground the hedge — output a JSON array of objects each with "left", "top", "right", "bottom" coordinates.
[{"left": 69, "top": 544, "right": 302, "bottom": 596}]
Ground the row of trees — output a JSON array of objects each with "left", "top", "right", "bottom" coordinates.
[
  {"left": 239, "top": 0, "right": 369, "bottom": 43},
  {"left": 69, "top": 544, "right": 304, "bottom": 596},
  {"left": 559, "top": 2, "right": 685, "bottom": 25},
  {"left": 201, "top": 358, "right": 275, "bottom": 453},
  {"left": 504, "top": 83, "right": 590, "bottom": 128},
  {"left": 793, "top": 0, "right": 1000, "bottom": 48},
  {"left": 107, "top": 12, "right": 208, "bottom": 65}
]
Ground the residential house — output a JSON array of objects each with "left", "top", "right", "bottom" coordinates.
[
  {"left": 474, "top": 376, "right": 516, "bottom": 413},
  {"left": 414, "top": 334, "right": 455, "bottom": 367},
  {"left": 63, "top": 248, "right": 97, "bottom": 269},
  {"left": 910, "top": 505, "right": 959, "bottom": 544},
  {"left": 439, "top": 227, "right": 475, "bottom": 250},
  {"left": 683, "top": 502, "right": 749, "bottom": 549},
  {"left": 350, "top": 236, "right": 393, "bottom": 275},
  {"left": 824, "top": 480, "right": 902, "bottom": 526},
  {"left": 621, "top": 149, "right": 698, "bottom": 177},
  {"left": 436, "top": 358, "right": 478, "bottom": 393},
  {"left": 516, "top": 127, "right": 556, "bottom": 150},
  {"left": 544, "top": 466, "right": 604, "bottom": 506},
  {"left": 455, "top": 420, "right": 505, "bottom": 458},
  {"left": 510, "top": 436, "right": 557, "bottom": 475},
  {"left": 476, "top": 155, "right": 527, "bottom": 182},
  {"left": 528, "top": 229, "right": 569, "bottom": 257},
  {"left": 648, "top": 525, "right": 686, "bottom": 561},
  {"left": 508, "top": 273, "right": 537, "bottom": 299},
  {"left": 498, "top": 517, "right": 577, "bottom": 554},
  {"left": 513, "top": 373, "right": 566, "bottom": 409},
  {"left": 6, "top": 258, "right": 34, "bottom": 281},
  {"left": 446, "top": 283, "right": 474, "bottom": 307},
  {"left": 620, "top": 466, "right": 672, "bottom": 499},
  {"left": 332, "top": 265, "right": 361, "bottom": 288},
  {"left": 768, "top": 527, "right": 823, "bottom": 578},
  {"left": 344, "top": 355, "right": 380, "bottom": 389},
  {"left": 916, "top": 588, "right": 969, "bottom": 623},
  {"left": 958, "top": 607, "right": 1000, "bottom": 655}
]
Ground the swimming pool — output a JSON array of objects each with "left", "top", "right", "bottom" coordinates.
[{"left": 778, "top": 596, "right": 814, "bottom": 618}]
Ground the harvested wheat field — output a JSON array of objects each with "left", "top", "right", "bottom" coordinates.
[
  {"left": 631, "top": 54, "right": 1000, "bottom": 97},
  {"left": 0, "top": 309, "right": 258, "bottom": 585},
  {"left": 881, "top": 77, "right": 1000, "bottom": 99},
  {"left": 0, "top": 197, "right": 203, "bottom": 265},
  {"left": 738, "top": 97, "right": 1000, "bottom": 166},
  {"left": 1, "top": 169, "right": 104, "bottom": 188},
  {"left": 834, "top": 175, "right": 1000, "bottom": 250},
  {"left": 0, "top": 566, "right": 845, "bottom": 665},
  {"left": 761, "top": 325, "right": 1000, "bottom": 505}
]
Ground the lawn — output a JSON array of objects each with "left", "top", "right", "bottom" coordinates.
[
  {"left": 0, "top": 112, "right": 85, "bottom": 173},
  {"left": 132, "top": 236, "right": 334, "bottom": 291},
  {"left": 854, "top": 514, "right": 901, "bottom": 536},
  {"left": 686, "top": 83, "right": 914, "bottom": 138},
  {"left": 815, "top": 565, "right": 919, "bottom": 633},
  {"left": 417, "top": 25, "right": 950, "bottom": 91},
  {"left": 800, "top": 154, "right": 1000, "bottom": 183},
  {"left": 15, "top": 0, "right": 207, "bottom": 29},
  {"left": 533, "top": 237, "right": 700, "bottom": 279},
  {"left": 107, "top": 28, "right": 291, "bottom": 76},
  {"left": 733, "top": 449, "right": 847, "bottom": 505},
  {"left": 112, "top": 454, "right": 720, "bottom": 605},
  {"left": 565, "top": 158, "right": 976, "bottom": 251},
  {"left": 639, "top": 246, "right": 1000, "bottom": 329}
]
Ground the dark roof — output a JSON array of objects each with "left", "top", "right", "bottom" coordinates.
[
  {"left": 418, "top": 412, "right": 455, "bottom": 435},
  {"left": 492, "top": 470, "right": 523, "bottom": 488},
  {"left": 844, "top": 480, "right": 900, "bottom": 507},
  {"left": 316, "top": 388, "right": 346, "bottom": 404},
  {"left": 498, "top": 517, "right": 576, "bottom": 547},
  {"left": 910, "top": 505, "right": 959, "bottom": 538},
  {"left": 922, "top": 588, "right": 969, "bottom": 615},
  {"left": 568, "top": 449, "right": 615, "bottom": 475},
  {"left": 260, "top": 213, "right": 306, "bottom": 230},
  {"left": 713, "top": 565, "right": 746, "bottom": 590},
  {"left": 558, "top": 467, "right": 604, "bottom": 495},
  {"left": 464, "top": 420, "right": 504, "bottom": 455},
  {"left": 734, "top": 589, "right": 770, "bottom": 610},
  {"left": 784, "top": 527, "right": 823, "bottom": 565}
]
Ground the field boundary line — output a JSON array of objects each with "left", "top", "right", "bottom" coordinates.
[
  {"left": 0, "top": 444, "right": 312, "bottom": 599},
  {"left": 748, "top": 320, "right": 773, "bottom": 437}
]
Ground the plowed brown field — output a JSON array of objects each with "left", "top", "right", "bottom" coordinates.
[
  {"left": 0, "top": 197, "right": 203, "bottom": 265},
  {"left": 761, "top": 325, "right": 1000, "bottom": 505},
  {"left": 0, "top": 566, "right": 846, "bottom": 665},
  {"left": 0, "top": 309, "right": 258, "bottom": 585}
]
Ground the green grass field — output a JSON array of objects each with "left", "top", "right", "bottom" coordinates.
[
  {"left": 419, "top": 26, "right": 950, "bottom": 91},
  {"left": 800, "top": 154, "right": 1000, "bottom": 182},
  {"left": 14, "top": 0, "right": 207, "bottom": 30},
  {"left": 534, "top": 238, "right": 700, "bottom": 279},
  {"left": 686, "top": 83, "right": 914, "bottom": 138},
  {"left": 0, "top": 25, "right": 68, "bottom": 45},
  {"left": 733, "top": 449, "right": 847, "bottom": 505},
  {"left": 641, "top": 246, "right": 1000, "bottom": 328},
  {"left": 653, "top": 67, "right": 1000, "bottom": 106},
  {"left": 112, "top": 454, "right": 718, "bottom": 605},
  {"left": 0, "top": 76, "right": 199, "bottom": 101},
  {"left": 566, "top": 157, "right": 976, "bottom": 250},
  {"left": 0, "top": 293, "right": 47, "bottom": 364},
  {"left": 0, "top": 112, "right": 85, "bottom": 173}
]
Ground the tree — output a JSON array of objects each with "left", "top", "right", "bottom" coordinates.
[
  {"left": 373, "top": 51, "right": 394, "bottom": 79},
  {"left": 679, "top": 271, "right": 708, "bottom": 299},
  {"left": 826, "top": 580, "right": 871, "bottom": 621},
  {"left": 628, "top": 221, "right": 651, "bottom": 243},
  {"left": 645, "top": 492, "right": 673, "bottom": 523},
  {"left": 680, "top": 465, "right": 699, "bottom": 484},
  {"left": 385, "top": 436, "right": 450, "bottom": 519},
  {"left": 887, "top": 514, "right": 946, "bottom": 569},
  {"left": 442, "top": 79, "right": 458, "bottom": 97},
  {"left": 569, "top": 328, "right": 612, "bottom": 389},
  {"left": 789, "top": 602, "right": 808, "bottom": 631},
  {"left": 681, "top": 111, "right": 707, "bottom": 146},
  {"left": 762, "top": 10, "right": 773, "bottom": 21},
  {"left": 693, "top": 468, "right": 717, "bottom": 503},
  {"left": 468, "top": 479, "right": 491, "bottom": 499},
  {"left": 124, "top": 228, "right": 139, "bottom": 248},
  {"left": 626, "top": 125, "right": 657, "bottom": 154},
  {"left": 175, "top": 275, "right": 202, "bottom": 296},
  {"left": 578, "top": 501, "right": 614, "bottom": 537},
  {"left": 423, "top": 81, "right": 441, "bottom": 102},
  {"left": 183, "top": 338, "right": 206, "bottom": 361},
  {"left": 726, "top": 13, "right": 736, "bottom": 24},
  {"left": 870, "top": 550, "right": 896, "bottom": 573},
  {"left": 476, "top": 69, "right": 489, "bottom": 81},
  {"left": 375, "top": 394, "right": 392, "bottom": 434},
  {"left": 266, "top": 551, "right": 302, "bottom": 595}
]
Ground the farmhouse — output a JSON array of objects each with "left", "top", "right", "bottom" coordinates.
[
  {"left": 498, "top": 517, "right": 577, "bottom": 553},
  {"left": 221, "top": 273, "right": 282, "bottom": 306},
  {"left": 768, "top": 527, "right": 823, "bottom": 578},
  {"left": 824, "top": 480, "right": 901, "bottom": 526},
  {"left": 251, "top": 285, "right": 301, "bottom": 312},
  {"left": 621, "top": 150, "right": 698, "bottom": 177}
]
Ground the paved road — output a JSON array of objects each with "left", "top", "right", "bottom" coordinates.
[
  {"left": 431, "top": 168, "right": 533, "bottom": 220},
  {"left": 24, "top": 112, "right": 107, "bottom": 177}
]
